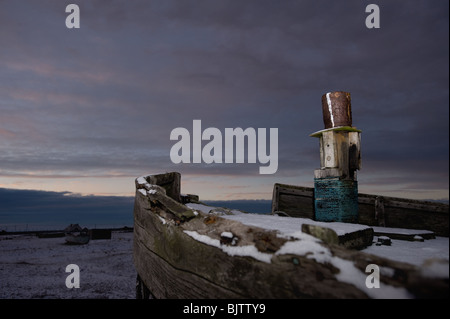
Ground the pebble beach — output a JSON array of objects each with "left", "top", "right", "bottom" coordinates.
[{"left": 0, "top": 231, "right": 136, "bottom": 299}]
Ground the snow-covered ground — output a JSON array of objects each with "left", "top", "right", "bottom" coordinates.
[
  {"left": 0, "top": 231, "right": 135, "bottom": 299},
  {"left": 1, "top": 204, "right": 448, "bottom": 299}
]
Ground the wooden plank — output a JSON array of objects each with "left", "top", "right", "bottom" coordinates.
[
  {"left": 336, "top": 131, "right": 350, "bottom": 178},
  {"left": 358, "top": 193, "right": 449, "bottom": 236},
  {"left": 133, "top": 173, "right": 448, "bottom": 299},
  {"left": 133, "top": 181, "right": 448, "bottom": 299},
  {"left": 348, "top": 131, "right": 361, "bottom": 171},
  {"left": 358, "top": 193, "right": 449, "bottom": 213},
  {"left": 134, "top": 223, "right": 241, "bottom": 298},
  {"left": 314, "top": 168, "right": 342, "bottom": 179},
  {"left": 302, "top": 223, "right": 374, "bottom": 250},
  {"left": 137, "top": 172, "right": 182, "bottom": 202},
  {"left": 272, "top": 184, "right": 449, "bottom": 236},
  {"left": 322, "top": 130, "right": 339, "bottom": 168},
  {"left": 310, "top": 126, "right": 362, "bottom": 138},
  {"left": 372, "top": 226, "right": 435, "bottom": 241},
  {"left": 271, "top": 183, "right": 314, "bottom": 218},
  {"left": 134, "top": 201, "right": 373, "bottom": 298},
  {"left": 316, "top": 130, "right": 359, "bottom": 180},
  {"left": 134, "top": 201, "right": 370, "bottom": 298}
]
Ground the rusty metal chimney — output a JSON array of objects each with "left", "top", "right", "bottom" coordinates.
[{"left": 321, "top": 91, "right": 352, "bottom": 129}]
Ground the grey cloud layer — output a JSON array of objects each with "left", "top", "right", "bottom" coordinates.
[{"left": 0, "top": 0, "right": 448, "bottom": 195}]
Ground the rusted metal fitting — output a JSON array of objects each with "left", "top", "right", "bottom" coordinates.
[{"left": 321, "top": 91, "right": 352, "bottom": 129}]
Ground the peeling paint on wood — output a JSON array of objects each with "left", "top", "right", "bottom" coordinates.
[{"left": 314, "top": 178, "right": 359, "bottom": 223}]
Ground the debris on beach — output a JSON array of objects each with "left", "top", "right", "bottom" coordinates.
[{"left": 64, "top": 224, "right": 90, "bottom": 245}]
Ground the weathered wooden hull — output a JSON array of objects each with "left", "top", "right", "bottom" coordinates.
[
  {"left": 134, "top": 190, "right": 368, "bottom": 298},
  {"left": 272, "top": 183, "right": 449, "bottom": 236},
  {"left": 133, "top": 172, "right": 449, "bottom": 299}
]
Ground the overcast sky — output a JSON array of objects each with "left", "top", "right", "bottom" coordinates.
[{"left": 0, "top": 0, "right": 448, "bottom": 200}]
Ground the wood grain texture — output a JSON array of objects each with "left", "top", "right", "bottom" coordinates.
[
  {"left": 272, "top": 184, "right": 449, "bottom": 236},
  {"left": 133, "top": 177, "right": 449, "bottom": 299}
]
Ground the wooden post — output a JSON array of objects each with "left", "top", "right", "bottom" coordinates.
[{"left": 311, "top": 91, "right": 361, "bottom": 223}]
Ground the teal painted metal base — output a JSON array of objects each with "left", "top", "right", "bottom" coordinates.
[{"left": 314, "top": 177, "right": 358, "bottom": 223}]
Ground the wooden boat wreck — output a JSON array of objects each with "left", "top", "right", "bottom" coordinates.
[
  {"left": 133, "top": 172, "right": 449, "bottom": 299},
  {"left": 134, "top": 92, "right": 448, "bottom": 299}
]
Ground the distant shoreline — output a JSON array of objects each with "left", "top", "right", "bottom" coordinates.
[{"left": 0, "top": 226, "right": 133, "bottom": 237}]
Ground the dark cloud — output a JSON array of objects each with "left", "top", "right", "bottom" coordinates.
[
  {"left": 0, "top": 188, "right": 132, "bottom": 211},
  {"left": 0, "top": 0, "right": 448, "bottom": 199},
  {"left": 0, "top": 187, "right": 134, "bottom": 228},
  {"left": 0, "top": 187, "right": 274, "bottom": 231}
]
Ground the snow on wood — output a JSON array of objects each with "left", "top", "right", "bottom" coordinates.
[
  {"left": 184, "top": 230, "right": 272, "bottom": 263},
  {"left": 220, "top": 209, "right": 371, "bottom": 237},
  {"left": 134, "top": 173, "right": 449, "bottom": 299},
  {"left": 185, "top": 203, "right": 449, "bottom": 267}
]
